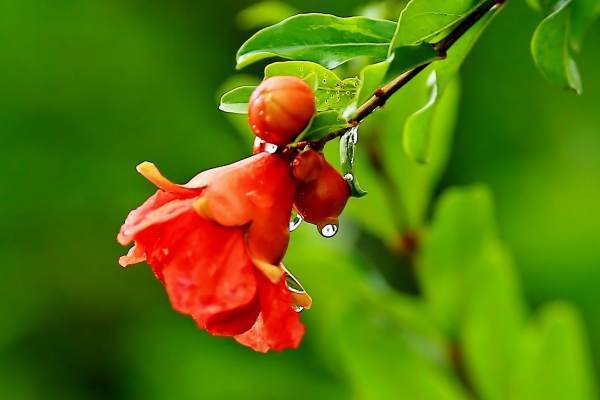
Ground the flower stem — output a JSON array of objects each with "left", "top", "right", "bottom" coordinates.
[{"left": 288, "top": 0, "right": 507, "bottom": 151}]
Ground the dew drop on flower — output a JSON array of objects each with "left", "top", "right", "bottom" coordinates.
[
  {"left": 289, "top": 214, "right": 303, "bottom": 232},
  {"left": 285, "top": 272, "right": 307, "bottom": 313},
  {"left": 319, "top": 223, "right": 339, "bottom": 238},
  {"left": 344, "top": 173, "right": 354, "bottom": 182}
]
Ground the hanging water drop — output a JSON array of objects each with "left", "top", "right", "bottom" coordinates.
[
  {"left": 292, "top": 304, "right": 304, "bottom": 313},
  {"left": 289, "top": 214, "right": 303, "bottom": 232},
  {"left": 349, "top": 125, "right": 359, "bottom": 145},
  {"left": 264, "top": 143, "right": 278, "bottom": 153},
  {"left": 344, "top": 173, "right": 354, "bottom": 182},
  {"left": 319, "top": 223, "right": 339, "bottom": 238}
]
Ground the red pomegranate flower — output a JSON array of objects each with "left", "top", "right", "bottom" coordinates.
[{"left": 117, "top": 152, "right": 312, "bottom": 352}]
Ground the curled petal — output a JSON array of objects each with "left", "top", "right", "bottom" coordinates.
[{"left": 119, "top": 244, "right": 146, "bottom": 267}]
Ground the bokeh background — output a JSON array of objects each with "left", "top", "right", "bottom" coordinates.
[{"left": 1, "top": 0, "right": 599, "bottom": 398}]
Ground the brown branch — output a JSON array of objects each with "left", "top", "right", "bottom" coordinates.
[{"left": 288, "top": 0, "right": 506, "bottom": 151}]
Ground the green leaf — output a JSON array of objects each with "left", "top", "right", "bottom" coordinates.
[
  {"left": 370, "top": 72, "right": 460, "bottom": 230},
  {"left": 236, "top": 1, "right": 298, "bottom": 30},
  {"left": 340, "top": 127, "right": 367, "bottom": 197},
  {"left": 265, "top": 61, "right": 359, "bottom": 111},
  {"left": 217, "top": 75, "right": 260, "bottom": 147},
  {"left": 236, "top": 14, "right": 396, "bottom": 69},
  {"left": 390, "top": 0, "right": 479, "bottom": 49},
  {"left": 398, "top": 5, "right": 498, "bottom": 165},
  {"left": 346, "top": 59, "right": 390, "bottom": 118},
  {"left": 344, "top": 43, "right": 438, "bottom": 118},
  {"left": 421, "top": 186, "right": 527, "bottom": 400},
  {"left": 387, "top": 43, "right": 440, "bottom": 77},
  {"left": 435, "top": 4, "right": 500, "bottom": 87},
  {"left": 403, "top": 70, "right": 438, "bottom": 163},
  {"left": 512, "top": 302, "right": 598, "bottom": 400},
  {"left": 531, "top": 0, "right": 582, "bottom": 94},
  {"left": 300, "top": 111, "right": 348, "bottom": 141},
  {"left": 218, "top": 86, "right": 255, "bottom": 114}
]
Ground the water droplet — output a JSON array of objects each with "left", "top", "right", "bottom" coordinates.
[
  {"left": 344, "top": 173, "right": 354, "bottom": 182},
  {"left": 292, "top": 304, "right": 304, "bottom": 313},
  {"left": 319, "top": 223, "right": 339, "bottom": 238},
  {"left": 349, "top": 125, "right": 359, "bottom": 144},
  {"left": 289, "top": 214, "right": 303, "bottom": 232},
  {"left": 258, "top": 110, "right": 265, "bottom": 116},
  {"left": 162, "top": 248, "right": 169, "bottom": 256},
  {"left": 322, "top": 79, "right": 327, "bottom": 84},
  {"left": 264, "top": 143, "right": 278, "bottom": 153}
]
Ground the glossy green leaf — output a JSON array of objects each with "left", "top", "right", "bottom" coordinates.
[
  {"left": 531, "top": 0, "right": 582, "bottom": 94},
  {"left": 344, "top": 44, "right": 438, "bottom": 119},
  {"left": 340, "top": 127, "right": 367, "bottom": 197},
  {"left": 421, "top": 186, "right": 527, "bottom": 400},
  {"left": 236, "top": 14, "right": 396, "bottom": 69},
  {"left": 398, "top": 6, "right": 498, "bottom": 165},
  {"left": 387, "top": 43, "right": 439, "bottom": 77},
  {"left": 236, "top": 1, "right": 298, "bottom": 30},
  {"left": 435, "top": 5, "right": 500, "bottom": 87},
  {"left": 217, "top": 75, "right": 260, "bottom": 147},
  {"left": 218, "top": 86, "right": 255, "bottom": 114},
  {"left": 300, "top": 111, "right": 348, "bottom": 141},
  {"left": 390, "top": 0, "right": 479, "bottom": 48},
  {"left": 403, "top": 70, "right": 438, "bottom": 163},
  {"left": 373, "top": 73, "right": 461, "bottom": 230},
  {"left": 512, "top": 303, "right": 598, "bottom": 400},
  {"left": 265, "top": 61, "right": 359, "bottom": 111},
  {"left": 344, "top": 60, "right": 390, "bottom": 119}
]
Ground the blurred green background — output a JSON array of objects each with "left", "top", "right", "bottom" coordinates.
[{"left": 1, "top": 0, "right": 599, "bottom": 398}]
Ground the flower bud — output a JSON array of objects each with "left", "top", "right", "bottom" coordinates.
[
  {"left": 248, "top": 76, "right": 316, "bottom": 146},
  {"left": 292, "top": 149, "right": 324, "bottom": 183},
  {"left": 294, "top": 153, "right": 350, "bottom": 226}
]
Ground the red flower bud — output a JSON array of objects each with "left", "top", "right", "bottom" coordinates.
[
  {"left": 293, "top": 152, "right": 350, "bottom": 232},
  {"left": 292, "top": 148, "right": 324, "bottom": 183},
  {"left": 248, "top": 76, "right": 316, "bottom": 146}
]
